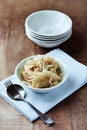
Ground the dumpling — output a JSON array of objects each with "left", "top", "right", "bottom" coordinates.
[{"left": 32, "top": 70, "right": 62, "bottom": 88}]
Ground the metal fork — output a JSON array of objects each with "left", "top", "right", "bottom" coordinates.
[{"left": 4, "top": 80, "right": 55, "bottom": 126}]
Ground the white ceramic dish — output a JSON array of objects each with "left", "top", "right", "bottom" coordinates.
[
  {"left": 26, "top": 31, "right": 72, "bottom": 48},
  {"left": 25, "top": 26, "right": 72, "bottom": 40},
  {"left": 15, "top": 55, "right": 68, "bottom": 93},
  {"left": 26, "top": 29, "right": 72, "bottom": 43},
  {"left": 25, "top": 10, "right": 72, "bottom": 37}
]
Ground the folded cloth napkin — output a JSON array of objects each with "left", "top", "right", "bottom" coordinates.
[{"left": 0, "top": 49, "right": 87, "bottom": 122}]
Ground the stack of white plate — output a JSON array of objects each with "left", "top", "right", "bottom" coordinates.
[{"left": 25, "top": 10, "right": 72, "bottom": 48}]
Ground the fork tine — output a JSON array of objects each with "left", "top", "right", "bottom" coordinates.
[
  {"left": 4, "top": 80, "right": 18, "bottom": 97},
  {"left": 4, "top": 82, "right": 8, "bottom": 88},
  {"left": 4, "top": 80, "right": 13, "bottom": 88},
  {"left": 4, "top": 81, "right": 9, "bottom": 88},
  {"left": 8, "top": 80, "right": 13, "bottom": 86}
]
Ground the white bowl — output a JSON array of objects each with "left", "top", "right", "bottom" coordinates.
[
  {"left": 15, "top": 55, "right": 68, "bottom": 93},
  {"left": 25, "top": 10, "right": 72, "bottom": 37},
  {"left": 26, "top": 30, "right": 72, "bottom": 48},
  {"left": 25, "top": 26, "right": 72, "bottom": 40}
]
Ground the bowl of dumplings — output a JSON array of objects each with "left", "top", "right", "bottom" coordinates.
[{"left": 15, "top": 55, "right": 68, "bottom": 93}]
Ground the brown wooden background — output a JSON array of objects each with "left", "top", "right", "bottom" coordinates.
[{"left": 0, "top": 0, "right": 87, "bottom": 130}]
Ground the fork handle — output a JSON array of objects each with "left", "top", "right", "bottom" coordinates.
[{"left": 21, "top": 98, "right": 55, "bottom": 126}]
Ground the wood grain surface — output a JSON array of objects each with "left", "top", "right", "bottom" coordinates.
[{"left": 0, "top": 0, "right": 87, "bottom": 130}]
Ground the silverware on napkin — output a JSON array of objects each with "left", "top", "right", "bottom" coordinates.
[{"left": 4, "top": 80, "right": 55, "bottom": 126}]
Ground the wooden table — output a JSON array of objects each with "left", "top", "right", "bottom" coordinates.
[{"left": 0, "top": 0, "right": 87, "bottom": 130}]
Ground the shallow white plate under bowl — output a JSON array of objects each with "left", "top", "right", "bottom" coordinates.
[{"left": 25, "top": 10, "right": 72, "bottom": 37}]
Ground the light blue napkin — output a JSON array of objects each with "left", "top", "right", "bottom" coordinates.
[{"left": 0, "top": 49, "right": 87, "bottom": 122}]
